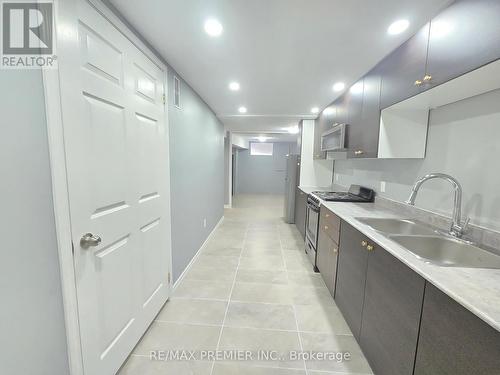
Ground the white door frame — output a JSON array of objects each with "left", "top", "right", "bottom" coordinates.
[{"left": 42, "top": 1, "right": 172, "bottom": 374}]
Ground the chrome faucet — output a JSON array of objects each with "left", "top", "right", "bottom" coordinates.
[{"left": 406, "top": 173, "right": 470, "bottom": 238}]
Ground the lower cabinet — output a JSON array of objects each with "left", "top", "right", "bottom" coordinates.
[
  {"left": 334, "top": 222, "right": 369, "bottom": 339},
  {"left": 359, "top": 240, "right": 425, "bottom": 375},
  {"left": 414, "top": 283, "right": 500, "bottom": 375},
  {"left": 294, "top": 187, "right": 307, "bottom": 239},
  {"left": 316, "top": 207, "right": 340, "bottom": 296},
  {"left": 335, "top": 220, "right": 500, "bottom": 375}
]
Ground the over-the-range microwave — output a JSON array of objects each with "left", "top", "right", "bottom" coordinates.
[{"left": 321, "top": 123, "right": 347, "bottom": 151}]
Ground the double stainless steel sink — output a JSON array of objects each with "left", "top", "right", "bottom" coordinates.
[{"left": 356, "top": 217, "right": 500, "bottom": 269}]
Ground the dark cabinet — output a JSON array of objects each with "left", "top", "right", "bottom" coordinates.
[
  {"left": 316, "top": 207, "right": 341, "bottom": 296},
  {"left": 379, "top": 23, "right": 430, "bottom": 109},
  {"left": 359, "top": 242, "right": 426, "bottom": 375},
  {"left": 414, "top": 283, "right": 500, "bottom": 375},
  {"left": 334, "top": 222, "right": 369, "bottom": 339},
  {"left": 316, "top": 227, "right": 338, "bottom": 296},
  {"left": 426, "top": 0, "right": 500, "bottom": 87},
  {"left": 294, "top": 188, "right": 307, "bottom": 239},
  {"left": 344, "top": 78, "right": 364, "bottom": 157}
]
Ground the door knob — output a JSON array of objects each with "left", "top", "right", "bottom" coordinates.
[{"left": 80, "top": 233, "right": 102, "bottom": 249}]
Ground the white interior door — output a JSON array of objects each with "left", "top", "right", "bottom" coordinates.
[{"left": 56, "top": 1, "right": 171, "bottom": 374}]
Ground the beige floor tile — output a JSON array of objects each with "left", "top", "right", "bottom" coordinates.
[
  {"left": 192, "top": 254, "right": 239, "bottom": 271},
  {"left": 284, "top": 252, "right": 315, "bottom": 272},
  {"left": 218, "top": 327, "right": 303, "bottom": 369},
  {"left": 238, "top": 254, "right": 285, "bottom": 271},
  {"left": 156, "top": 298, "right": 227, "bottom": 325},
  {"left": 294, "top": 304, "right": 351, "bottom": 334},
  {"left": 242, "top": 243, "right": 282, "bottom": 255},
  {"left": 225, "top": 301, "right": 297, "bottom": 330},
  {"left": 287, "top": 271, "right": 326, "bottom": 288},
  {"left": 119, "top": 355, "right": 212, "bottom": 375},
  {"left": 290, "top": 286, "right": 336, "bottom": 307},
  {"left": 173, "top": 279, "right": 232, "bottom": 300},
  {"left": 212, "top": 362, "right": 305, "bottom": 375},
  {"left": 300, "top": 332, "right": 373, "bottom": 373},
  {"left": 231, "top": 282, "right": 293, "bottom": 304},
  {"left": 235, "top": 269, "right": 288, "bottom": 285},
  {"left": 134, "top": 322, "right": 221, "bottom": 355},
  {"left": 202, "top": 246, "right": 242, "bottom": 257},
  {"left": 185, "top": 264, "right": 236, "bottom": 282}
]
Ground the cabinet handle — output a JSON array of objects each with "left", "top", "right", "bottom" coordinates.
[
  {"left": 366, "top": 244, "right": 374, "bottom": 251},
  {"left": 354, "top": 150, "right": 364, "bottom": 155},
  {"left": 324, "top": 225, "right": 329, "bottom": 230},
  {"left": 333, "top": 247, "right": 338, "bottom": 253},
  {"left": 414, "top": 79, "right": 423, "bottom": 86},
  {"left": 361, "top": 240, "right": 368, "bottom": 247},
  {"left": 325, "top": 213, "right": 330, "bottom": 218},
  {"left": 423, "top": 74, "right": 432, "bottom": 83}
]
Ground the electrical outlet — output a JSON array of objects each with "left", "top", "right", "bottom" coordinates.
[
  {"left": 380, "top": 181, "right": 386, "bottom": 193},
  {"left": 203, "top": 218, "right": 207, "bottom": 228}
]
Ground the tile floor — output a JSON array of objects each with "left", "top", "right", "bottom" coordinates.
[{"left": 119, "top": 194, "right": 373, "bottom": 375}]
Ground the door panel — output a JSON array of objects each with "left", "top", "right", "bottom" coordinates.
[
  {"left": 380, "top": 23, "right": 430, "bottom": 108},
  {"left": 57, "top": 1, "right": 170, "bottom": 374},
  {"left": 426, "top": 0, "right": 500, "bottom": 87},
  {"left": 360, "top": 243, "right": 425, "bottom": 375},
  {"left": 334, "top": 222, "right": 369, "bottom": 339}
]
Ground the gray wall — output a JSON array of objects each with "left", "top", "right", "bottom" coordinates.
[
  {"left": 236, "top": 142, "right": 296, "bottom": 194},
  {"left": 0, "top": 71, "right": 69, "bottom": 375},
  {"left": 168, "top": 69, "right": 225, "bottom": 282},
  {"left": 334, "top": 89, "right": 500, "bottom": 232}
]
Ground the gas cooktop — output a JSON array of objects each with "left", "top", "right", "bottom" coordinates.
[{"left": 312, "top": 185, "right": 375, "bottom": 203}]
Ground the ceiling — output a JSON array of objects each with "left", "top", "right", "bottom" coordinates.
[{"left": 109, "top": 0, "right": 451, "bottom": 133}]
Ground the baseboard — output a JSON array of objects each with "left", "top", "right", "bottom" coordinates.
[{"left": 172, "top": 215, "right": 225, "bottom": 290}]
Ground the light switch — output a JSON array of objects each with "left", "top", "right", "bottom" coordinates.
[{"left": 380, "top": 181, "right": 386, "bottom": 193}]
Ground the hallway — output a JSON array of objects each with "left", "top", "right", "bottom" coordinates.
[{"left": 119, "top": 195, "right": 372, "bottom": 375}]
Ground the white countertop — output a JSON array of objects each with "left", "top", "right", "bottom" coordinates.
[{"left": 298, "top": 185, "right": 500, "bottom": 332}]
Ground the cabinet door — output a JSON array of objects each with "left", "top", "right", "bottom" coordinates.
[
  {"left": 334, "top": 222, "right": 369, "bottom": 339},
  {"left": 316, "top": 227, "right": 338, "bottom": 297},
  {"left": 345, "top": 78, "right": 364, "bottom": 157},
  {"left": 294, "top": 188, "right": 307, "bottom": 239},
  {"left": 414, "top": 283, "right": 500, "bottom": 375},
  {"left": 426, "top": 0, "right": 500, "bottom": 87},
  {"left": 360, "top": 243, "right": 425, "bottom": 375},
  {"left": 380, "top": 23, "right": 430, "bottom": 109},
  {"left": 313, "top": 114, "right": 327, "bottom": 159}
]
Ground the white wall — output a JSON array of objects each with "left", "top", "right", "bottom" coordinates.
[
  {"left": 299, "top": 119, "right": 334, "bottom": 187},
  {"left": 335, "top": 89, "right": 500, "bottom": 231},
  {"left": 168, "top": 69, "right": 225, "bottom": 281},
  {"left": 236, "top": 142, "right": 296, "bottom": 194},
  {"left": 0, "top": 70, "right": 69, "bottom": 375}
]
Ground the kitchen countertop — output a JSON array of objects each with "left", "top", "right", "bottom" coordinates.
[{"left": 298, "top": 185, "right": 500, "bottom": 332}]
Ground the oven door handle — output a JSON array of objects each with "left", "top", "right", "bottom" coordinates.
[{"left": 307, "top": 203, "right": 320, "bottom": 213}]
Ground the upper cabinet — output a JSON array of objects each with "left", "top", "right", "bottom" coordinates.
[
  {"left": 313, "top": 0, "right": 500, "bottom": 160},
  {"left": 379, "top": 23, "right": 430, "bottom": 109},
  {"left": 425, "top": 0, "right": 500, "bottom": 87}
]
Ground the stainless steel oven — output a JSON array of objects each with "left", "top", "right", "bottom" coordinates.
[{"left": 305, "top": 195, "right": 320, "bottom": 272}]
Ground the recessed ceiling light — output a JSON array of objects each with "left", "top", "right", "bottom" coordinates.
[
  {"left": 238, "top": 106, "right": 247, "bottom": 114},
  {"left": 311, "top": 107, "right": 319, "bottom": 114},
  {"left": 332, "top": 82, "right": 345, "bottom": 92},
  {"left": 204, "top": 18, "right": 223, "bottom": 37},
  {"left": 287, "top": 126, "right": 300, "bottom": 134},
  {"left": 229, "top": 82, "right": 240, "bottom": 91},
  {"left": 387, "top": 19, "right": 409, "bottom": 35}
]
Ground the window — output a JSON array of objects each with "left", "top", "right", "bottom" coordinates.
[
  {"left": 173, "top": 75, "right": 181, "bottom": 108},
  {"left": 250, "top": 142, "right": 273, "bottom": 156}
]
